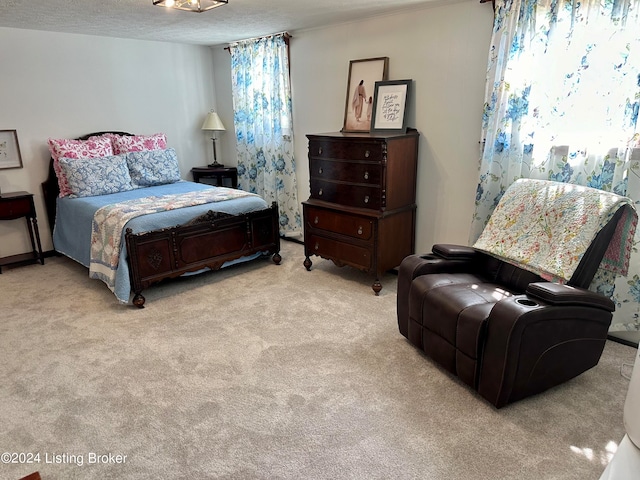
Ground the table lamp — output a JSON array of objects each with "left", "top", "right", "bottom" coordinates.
[{"left": 202, "top": 110, "right": 226, "bottom": 167}]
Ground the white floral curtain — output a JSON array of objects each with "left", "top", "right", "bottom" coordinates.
[
  {"left": 229, "top": 33, "right": 302, "bottom": 236},
  {"left": 473, "top": 0, "right": 640, "bottom": 331}
]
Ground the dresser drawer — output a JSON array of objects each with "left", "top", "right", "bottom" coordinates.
[
  {"left": 310, "top": 179, "right": 381, "bottom": 210},
  {"left": 305, "top": 206, "right": 373, "bottom": 241},
  {"left": 310, "top": 158, "right": 381, "bottom": 185},
  {"left": 306, "top": 233, "right": 372, "bottom": 271},
  {"left": 0, "top": 197, "right": 32, "bottom": 219},
  {"left": 309, "top": 139, "right": 384, "bottom": 162}
]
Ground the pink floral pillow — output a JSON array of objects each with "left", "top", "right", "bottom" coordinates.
[
  {"left": 48, "top": 136, "right": 114, "bottom": 197},
  {"left": 111, "top": 133, "right": 167, "bottom": 155}
]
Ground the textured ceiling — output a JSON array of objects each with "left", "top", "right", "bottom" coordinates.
[{"left": 0, "top": 0, "right": 453, "bottom": 46}]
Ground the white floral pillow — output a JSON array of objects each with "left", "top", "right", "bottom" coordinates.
[
  {"left": 58, "top": 154, "right": 134, "bottom": 198},
  {"left": 126, "top": 148, "right": 181, "bottom": 187},
  {"left": 111, "top": 133, "right": 167, "bottom": 155}
]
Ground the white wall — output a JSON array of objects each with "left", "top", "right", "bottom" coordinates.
[
  {"left": 211, "top": 47, "right": 236, "bottom": 166},
  {"left": 0, "top": 27, "right": 217, "bottom": 254},
  {"left": 0, "top": 0, "right": 493, "bottom": 260},
  {"left": 211, "top": 0, "right": 493, "bottom": 253}
]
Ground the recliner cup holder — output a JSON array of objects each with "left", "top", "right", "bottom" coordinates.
[{"left": 516, "top": 298, "right": 538, "bottom": 307}]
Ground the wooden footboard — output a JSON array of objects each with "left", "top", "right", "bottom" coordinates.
[{"left": 125, "top": 201, "right": 281, "bottom": 307}]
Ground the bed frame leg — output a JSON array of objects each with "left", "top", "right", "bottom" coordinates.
[
  {"left": 273, "top": 252, "right": 282, "bottom": 265},
  {"left": 132, "top": 293, "right": 145, "bottom": 308}
]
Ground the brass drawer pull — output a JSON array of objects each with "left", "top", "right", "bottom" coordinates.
[
  {"left": 364, "top": 171, "right": 369, "bottom": 180},
  {"left": 364, "top": 195, "right": 370, "bottom": 204},
  {"left": 357, "top": 226, "right": 363, "bottom": 235},
  {"left": 364, "top": 150, "right": 370, "bottom": 158},
  {"left": 314, "top": 242, "right": 320, "bottom": 251},
  {"left": 314, "top": 216, "right": 319, "bottom": 224},
  {"left": 318, "top": 147, "right": 323, "bottom": 155},
  {"left": 318, "top": 167, "right": 323, "bottom": 174},
  {"left": 318, "top": 188, "right": 323, "bottom": 196}
]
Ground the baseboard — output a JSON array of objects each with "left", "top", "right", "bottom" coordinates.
[
  {"left": 608, "top": 332, "right": 640, "bottom": 348},
  {"left": 281, "top": 235, "right": 303, "bottom": 245}
]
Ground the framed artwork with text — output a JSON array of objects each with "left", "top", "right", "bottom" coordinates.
[{"left": 370, "top": 79, "right": 411, "bottom": 134}]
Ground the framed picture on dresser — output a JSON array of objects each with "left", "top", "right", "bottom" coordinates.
[
  {"left": 342, "top": 57, "right": 389, "bottom": 133},
  {"left": 370, "top": 79, "right": 411, "bottom": 134}
]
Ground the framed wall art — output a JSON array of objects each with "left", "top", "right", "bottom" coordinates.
[
  {"left": 370, "top": 79, "right": 411, "bottom": 134},
  {"left": 342, "top": 57, "right": 389, "bottom": 133},
  {"left": 0, "top": 130, "right": 23, "bottom": 170}
]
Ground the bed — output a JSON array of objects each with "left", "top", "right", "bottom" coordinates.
[{"left": 41, "top": 131, "right": 281, "bottom": 308}]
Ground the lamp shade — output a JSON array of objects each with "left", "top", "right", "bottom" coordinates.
[{"left": 202, "top": 111, "right": 226, "bottom": 131}]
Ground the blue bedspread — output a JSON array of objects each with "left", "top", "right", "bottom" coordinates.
[{"left": 53, "top": 181, "right": 269, "bottom": 303}]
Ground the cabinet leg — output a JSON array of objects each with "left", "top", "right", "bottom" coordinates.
[
  {"left": 31, "top": 217, "right": 44, "bottom": 265},
  {"left": 132, "top": 293, "right": 146, "bottom": 308},
  {"left": 372, "top": 279, "right": 382, "bottom": 296},
  {"left": 303, "top": 256, "right": 312, "bottom": 271},
  {"left": 272, "top": 252, "right": 282, "bottom": 265}
]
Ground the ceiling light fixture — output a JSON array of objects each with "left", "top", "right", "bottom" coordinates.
[{"left": 152, "top": 0, "right": 228, "bottom": 13}]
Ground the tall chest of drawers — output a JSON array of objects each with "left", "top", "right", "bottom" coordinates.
[{"left": 302, "top": 130, "right": 419, "bottom": 294}]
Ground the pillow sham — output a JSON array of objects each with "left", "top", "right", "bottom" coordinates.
[
  {"left": 126, "top": 148, "right": 181, "bottom": 187},
  {"left": 48, "top": 136, "right": 114, "bottom": 197},
  {"left": 112, "top": 133, "right": 167, "bottom": 155},
  {"left": 58, "top": 154, "right": 134, "bottom": 198}
]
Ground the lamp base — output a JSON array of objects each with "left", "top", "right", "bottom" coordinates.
[{"left": 208, "top": 161, "right": 225, "bottom": 168}]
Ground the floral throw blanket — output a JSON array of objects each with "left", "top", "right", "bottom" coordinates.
[
  {"left": 473, "top": 179, "right": 638, "bottom": 283},
  {"left": 89, "top": 188, "right": 254, "bottom": 292}
]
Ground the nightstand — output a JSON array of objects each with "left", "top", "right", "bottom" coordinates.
[
  {"left": 0, "top": 191, "right": 44, "bottom": 273},
  {"left": 191, "top": 166, "right": 238, "bottom": 188}
]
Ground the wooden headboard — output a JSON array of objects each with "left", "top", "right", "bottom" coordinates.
[{"left": 41, "top": 131, "right": 133, "bottom": 234}]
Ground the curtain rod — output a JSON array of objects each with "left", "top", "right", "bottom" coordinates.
[{"left": 224, "top": 32, "right": 291, "bottom": 53}]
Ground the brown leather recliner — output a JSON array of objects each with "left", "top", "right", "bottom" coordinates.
[{"left": 397, "top": 181, "right": 634, "bottom": 408}]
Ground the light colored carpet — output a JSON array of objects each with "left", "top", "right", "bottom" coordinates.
[{"left": 0, "top": 240, "right": 637, "bottom": 480}]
